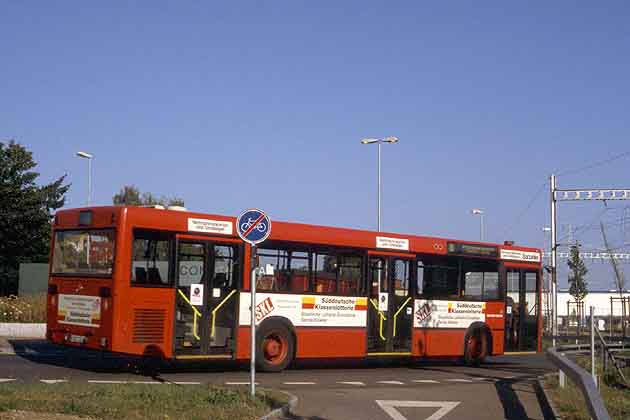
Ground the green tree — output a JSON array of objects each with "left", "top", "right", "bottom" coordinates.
[
  {"left": 567, "top": 244, "right": 588, "bottom": 302},
  {"left": 0, "top": 140, "right": 69, "bottom": 295},
  {"left": 112, "top": 185, "right": 142, "bottom": 205},
  {"left": 113, "top": 185, "right": 185, "bottom": 207}
]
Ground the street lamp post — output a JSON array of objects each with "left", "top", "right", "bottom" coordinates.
[
  {"left": 76, "top": 151, "right": 94, "bottom": 205},
  {"left": 360, "top": 136, "right": 399, "bottom": 232},
  {"left": 471, "top": 208, "right": 485, "bottom": 241}
]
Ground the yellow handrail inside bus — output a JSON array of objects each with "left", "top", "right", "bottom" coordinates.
[
  {"left": 369, "top": 298, "right": 387, "bottom": 341},
  {"left": 211, "top": 289, "right": 237, "bottom": 338},
  {"left": 392, "top": 296, "right": 412, "bottom": 337},
  {"left": 177, "top": 289, "right": 201, "bottom": 340}
]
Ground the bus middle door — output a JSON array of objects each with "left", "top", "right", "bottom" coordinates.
[{"left": 367, "top": 255, "right": 414, "bottom": 354}]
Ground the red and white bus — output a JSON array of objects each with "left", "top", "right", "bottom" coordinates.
[{"left": 47, "top": 206, "right": 542, "bottom": 371}]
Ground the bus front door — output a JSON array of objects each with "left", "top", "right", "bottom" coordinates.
[
  {"left": 367, "top": 256, "right": 414, "bottom": 354},
  {"left": 175, "top": 238, "right": 240, "bottom": 357}
]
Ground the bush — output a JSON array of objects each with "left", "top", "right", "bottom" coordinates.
[{"left": 0, "top": 294, "right": 47, "bottom": 323}]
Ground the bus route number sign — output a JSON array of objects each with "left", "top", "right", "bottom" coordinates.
[{"left": 236, "top": 208, "right": 271, "bottom": 245}]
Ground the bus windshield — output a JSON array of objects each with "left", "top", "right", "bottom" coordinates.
[{"left": 52, "top": 229, "right": 115, "bottom": 276}]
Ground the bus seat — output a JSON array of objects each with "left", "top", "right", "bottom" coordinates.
[
  {"left": 291, "top": 275, "right": 308, "bottom": 292},
  {"left": 214, "top": 272, "right": 228, "bottom": 288},
  {"left": 257, "top": 275, "right": 274, "bottom": 291},
  {"left": 135, "top": 267, "right": 147, "bottom": 284},
  {"left": 276, "top": 272, "right": 288, "bottom": 291},
  {"left": 147, "top": 267, "right": 162, "bottom": 284}
]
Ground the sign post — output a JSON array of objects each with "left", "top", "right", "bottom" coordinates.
[{"left": 236, "top": 208, "right": 272, "bottom": 398}]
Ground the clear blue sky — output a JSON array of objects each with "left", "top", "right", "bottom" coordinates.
[{"left": 3, "top": 2, "right": 630, "bottom": 289}]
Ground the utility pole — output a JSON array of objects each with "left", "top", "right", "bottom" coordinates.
[
  {"left": 550, "top": 180, "right": 630, "bottom": 347},
  {"left": 550, "top": 175, "right": 558, "bottom": 347},
  {"left": 623, "top": 206, "right": 630, "bottom": 245}
]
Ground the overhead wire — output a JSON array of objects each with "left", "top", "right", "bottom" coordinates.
[
  {"left": 556, "top": 150, "right": 630, "bottom": 177},
  {"left": 501, "top": 181, "right": 548, "bottom": 238},
  {"left": 501, "top": 151, "right": 630, "bottom": 243}
]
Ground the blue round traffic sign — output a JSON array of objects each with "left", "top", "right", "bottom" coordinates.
[{"left": 236, "top": 208, "right": 271, "bottom": 245}]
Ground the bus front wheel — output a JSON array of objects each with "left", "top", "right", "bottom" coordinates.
[
  {"left": 464, "top": 328, "right": 488, "bottom": 367},
  {"left": 256, "top": 321, "right": 295, "bottom": 372}
]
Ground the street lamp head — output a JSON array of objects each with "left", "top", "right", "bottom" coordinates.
[
  {"left": 471, "top": 208, "right": 484, "bottom": 215},
  {"left": 360, "top": 137, "right": 399, "bottom": 145},
  {"left": 76, "top": 151, "right": 94, "bottom": 159}
]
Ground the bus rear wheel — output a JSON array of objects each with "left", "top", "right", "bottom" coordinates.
[
  {"left": 464, "top": 329, "right": 488, "bottom": 367},
  {"left": 256, "top": 321, "right": 294, "bottom": 372}
]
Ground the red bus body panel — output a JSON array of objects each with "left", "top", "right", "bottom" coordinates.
[{"left": 47, "top": 206, "right": 542, "bottom": 360}]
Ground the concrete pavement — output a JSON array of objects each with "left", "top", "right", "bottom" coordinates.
[{"left": 0, "top": 339, "right": 555, "bottom": 420}]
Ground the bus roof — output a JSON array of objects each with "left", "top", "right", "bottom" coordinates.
[{"left": 54, "top": 206, "right": 541, "bottom": 264}]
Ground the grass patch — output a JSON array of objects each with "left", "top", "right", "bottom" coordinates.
[
  {"left": 545, "top": 356, "right": 630, "bottom": 420},
  {"left": 0, "top": 383, "right": 285, "bottom": 420},
  {"left": 0, "top": 294, "right": 47, "bottom": 323}
]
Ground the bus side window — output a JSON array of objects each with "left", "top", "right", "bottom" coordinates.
[
  {"left": 461, "top": 260, "right": 500, "bottom": 300},
  {"left": 257, "top": 248, "right": 288, "bottom": 291},
  {"left": 131, "top": 229, "right": 173, "bottom": 287},
  {"left": 338, "top": 255, "right": 361, "bottom": 296},
  {"left": 213, "top": 245, "right": 238, "bottom": 289},
  {"left": 416, "top": 261, "right": 424, "bottom": 296},
  {"left": 288, "top": 251, "right": 309, "bottom": 293},
  {"left": 313, "top": 253, "right": 337, "bottom": 294},
  {"left": 421, "top": 258, "right": 459, "bottom": 298}
]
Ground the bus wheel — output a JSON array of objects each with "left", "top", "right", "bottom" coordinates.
[
  {"left": 464, "top": 329, "right": 488, "bottom": 367},
  {"left": 256, "top": 321, "right": 294, "bottom": 372}
]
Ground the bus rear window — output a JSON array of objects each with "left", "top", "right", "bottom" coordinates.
[{"left": 52, "top": 230, "right": 115, "bottom": 276}]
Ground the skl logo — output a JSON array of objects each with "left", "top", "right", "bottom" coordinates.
[
  {"left": 255, "top": 297, "right": 275, "bottom": 321},
  {"left": 415, "top": 302, "right": 432, "bottom": 324}
]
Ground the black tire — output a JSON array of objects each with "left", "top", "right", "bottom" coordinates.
[
  {"left": 256, "top": 320, "right": 295, "bottom": 372},
  {"left": 463, "top": 328, "right": 488, "bottom": 367}
]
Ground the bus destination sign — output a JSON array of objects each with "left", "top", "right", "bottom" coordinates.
[{"left": 447, "top": 242, "right": 498, "bottom": 258}]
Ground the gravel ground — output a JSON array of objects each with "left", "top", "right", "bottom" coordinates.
[{"left": 0, "top": 411, "right": 95, "bottom": 420}]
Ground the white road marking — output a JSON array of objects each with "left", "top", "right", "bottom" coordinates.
[
  {"left": 376, "top": 400, "right": 461, "bottom": 420},
  {"left": 0, "top": 378, "right": 16, "bottom": 383},
  {"left": 225, "top": 382, "right": 259, "bottom": 385},
  {"left": 472, "top": 377, "right": 496, "bottom": 382},
  {"left": 412, "top": 379, "right": 440, "bottom": 383},
  {"left": 504, "top": 375, "right": 516, "bottom": 379},
  {"left": 283, "top": 381, "right": 316, "bottom": 385},
  {"left": 446, "top": 379, "right": 473, "bottom": 383},
  {"left": 132, "top": 381, "right": 162, "bottom": 385},
  {"left": 337, "top": 381, "right": 366, "bottom": 386},
  {"left": 40, "top": 379, "right": 68, "bottom": 384},
  {"left": 173, "top": 381, "right": 202, "bottom": 385},
  {"left": 88, "top": 380, "right": 128, "bottom": 384},
  {"left": 377, "top": 380, "right": 405, "bottom": 385}
]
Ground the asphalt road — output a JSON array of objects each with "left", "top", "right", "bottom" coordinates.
[{"left": 0, "top": 339, "right": 554, "bottom": 420}]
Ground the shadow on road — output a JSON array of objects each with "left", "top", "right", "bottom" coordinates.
[
  {"left": 277, "top": 415, "right": 327, "bottom": 420},
  {"left": 7, "top": 340, "right": 554, "bottom": 380}
]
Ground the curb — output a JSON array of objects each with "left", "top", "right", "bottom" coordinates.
[
  {"left": 536, "top": 374, "right": 563, "bottom": 420},
  {"left": 0, "top": 323, "right": 46, "bottom": 339},
  {"left": 259, "top": 390, "right": 298, "bottom": 420}
]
